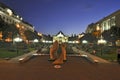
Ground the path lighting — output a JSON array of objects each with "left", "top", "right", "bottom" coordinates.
[
  {"left": 82, "top": 40, "right": 88, "bottom": 51},
  {"left": 33, "top": 39, "right": 39, "bottom": 48},
  {"left": 97, "top": 39, "right": 107, "bottom": 45},
  {"left": 82, "top": 40, "right": 88, "bottom": 44},
  {"left": 33, "top": 39, "right": 39, "bottom": 43},
  {"left": 116, "top": 40, "right": 120, "bottom": 46},
  {"left": 96, "top": 24, "right": 107, "bottom": 55},
  {"left": 14, "top": 37, "right": 22, "bottom": 55}
]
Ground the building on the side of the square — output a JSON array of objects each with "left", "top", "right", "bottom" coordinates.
[
  {"left": 0, "top": 2, "right": 36, "bottom": 42},
  {"left": 85, "top": 9, "right": 120, "bottom": 46},
  {"left": 0, "top": 2, "right": 34, "bottom": 32},
  {"left": 86, "top": 9, "right": 120, "bottom": 34}
]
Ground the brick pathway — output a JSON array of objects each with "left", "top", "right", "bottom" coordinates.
[{"left": 0, "top": 56, "right": 120, "bottom": 80}]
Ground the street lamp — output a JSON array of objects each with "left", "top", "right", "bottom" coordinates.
[
  {"left": 97, "top": 36, "right": 107, "bottom": 55},
  {"left": 33, "top": 39, "right": 39, "bottom": 49},
  {"left": 96, "top": 24, "right": 107, "bottom": 55},
  {"left": 14, "top": 37, "right": 22, "bottom": 55},
  {"left": 82, "top": 40, "right": 88, "bottom": 44},
  {"left": 82, "top": 40, "right": 88, "bottom": 51},
  {"left": 34, "top": 39, "right": 39, "bottom": 43}
]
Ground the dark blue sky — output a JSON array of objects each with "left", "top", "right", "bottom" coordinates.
[{"left": 0, "top": 0, "right": 120, "bottom": 35}]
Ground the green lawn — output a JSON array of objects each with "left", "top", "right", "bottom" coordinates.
[
  {"left": 85, "top": 45, "right": 118, "bottom": 62},
  {"left": 96, "top": 53, "right": 117, "bottom": 61},
  {"left": 94, "top": 46, "right": 118, "bottom": 62},
  {"left": 0, "top": 48, "right": 35, "bottom": 58}
]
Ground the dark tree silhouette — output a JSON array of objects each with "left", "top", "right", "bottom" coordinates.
[
  {"left": 80, "top": 33, "right": 97, "bottom": 43},
  {"left": 2, "top": 24, "right": 19, "bottom": 39},
  {"left": 110, "top": 26, "right": 120, "bottom": 38},
  {"left": 24, "top": 30, "right": 39, "bottom": 40}
]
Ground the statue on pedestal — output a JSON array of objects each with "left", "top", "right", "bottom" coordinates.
[
  {"left": 49, "top": 40, "right": 59, "bottom": 61},
  {"left": 49, "top": 40, "right": 67, "bottom": 68}
]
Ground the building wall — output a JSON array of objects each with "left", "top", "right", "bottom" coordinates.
[
  {"left": 0, "top": 4, "right": 34, "bottom": 32},
  {"left": 86, "top": 10, "right": 120, "bottom": 34},
  {"left": 0, "top": 3, "right": 35, "bottom": 42},
  {"left": 53, "top": 32, "right": 68, "bottom": 43},
  {"left": 116, "top": 13, "right": 120, "bottom": 28}
]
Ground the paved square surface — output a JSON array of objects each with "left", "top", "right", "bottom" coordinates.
[{"left": 0, "top": 55, "right": 120, "bottom": 80}]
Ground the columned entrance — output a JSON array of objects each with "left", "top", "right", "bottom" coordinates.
[{"left": 53, "top": 31, "right": 68, "bottom": 43}]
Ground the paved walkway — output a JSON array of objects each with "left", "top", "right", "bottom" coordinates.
[
  {"left": 79, "top": 50, "right": 111, "bottom": 63},
  {"left": 8, "top": 47, "right": 111, "bottom": 64},
  {"left": 8, "top": 50, "right": 37, "bottom": 63},
  {"left": 0, "top": 55, "right": 120, "bottom": 80}
]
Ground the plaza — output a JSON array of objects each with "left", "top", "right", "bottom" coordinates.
[
  {"left": 0, "top": 45, "right": 119, "bottom": 80},
  {"left": 0, "top": 1, "right": 120, "bottom": 80},
  {"left": 0, "top": 51, "right": 120, "bottom": 80}
]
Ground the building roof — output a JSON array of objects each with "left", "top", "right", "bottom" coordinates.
[
  {"left": 56, "top": 31, "right": 65, "bottom": 36},
  {"left": 0, "top": 2, "right": 17, "bottom": 15}
]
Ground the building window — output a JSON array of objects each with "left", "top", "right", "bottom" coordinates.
[
  {"left": 110, "top": 16, "right": 116, "bottom": 26},
  {"left": 105, "top": 19, "right": 110, "bottom": 30},
  {"left": 102, "top": 21, "right": 106, "bottom": 31}
]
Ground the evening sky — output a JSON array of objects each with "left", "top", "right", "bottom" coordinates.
[{"left": 0, "top": 0, "right": 120, "bottom": 36}]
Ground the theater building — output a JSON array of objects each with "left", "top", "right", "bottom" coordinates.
[
  {"left": 52, "top": 31, "right": 79, "bottom": 44},
  {"left": 53, "top": 31, "right": 68, "bottom": 43}
]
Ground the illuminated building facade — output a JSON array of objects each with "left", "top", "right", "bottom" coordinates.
[
  {"left": 52, "top": 31, "right": 79, "bottom": 44},
  {"left": 86, "top": 9, "right": 120, "bottom": 34},
  {"left": 53, "top": 31, "right": 68, "bottom": 43},
  {"left": 85, "top": 10, "right": 120, "bottom": 46},
  {"left": 0, "top": 2, "right": 34, "bottom": 42}
]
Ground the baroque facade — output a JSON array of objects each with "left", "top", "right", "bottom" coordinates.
[
  {"left": 86, "top": 9, "right": 120, "bottom": 34},
  {"left": 53, "top": 31, "right": 68, "bottom": 43},
  {"left": 0, "top": 2, "right": 34, "bottom": 32},
  {"left": 52, "top": 31, "right": 79, "bottom": 44},
  {"left": 85, "top": 10, "right": 120, "bottom": 46},
  {"left": 41, "top": 31, "right": 79, "bottom": 44},
  {"left": 0, "top": 2, "right": 35, "bottom": 42}
]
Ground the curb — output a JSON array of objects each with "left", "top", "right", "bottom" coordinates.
[{"left": 18, "top": 55, "right": 35, "bottom": 63}]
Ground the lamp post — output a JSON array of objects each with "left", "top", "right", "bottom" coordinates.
[
  {"left": 82, "top": 40, "right": 88, "bottom": 51},
  {"left": 33, "top": 39, "right": 39, "bottom": 49},
  {"left": 82, "top": 40, "right": 88, "bottom": 44},
  {"left": 96, "top": 24, "right": 107, "bottom": 55},
  {"left": 97, "top": 36, "right": 107, "bottom": 55},
  {"left": 34, "top": 39, "right": 39, "bottom": 43},
  {"left": 14, "top": 37, "right": 22, "bottom": 55}
]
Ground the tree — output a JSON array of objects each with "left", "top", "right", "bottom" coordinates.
[
  {"left": 110, "top": 26, "right": 120, "bottom": 39},
  {"left": 0, "top": 18, "right": 7, "bottom": 32},
  {"left": 2, "top": 24, "right": 19, "bottom": 40},
  {"left": 24, "top": 30, "right": 39, "bottom": 40},
  {"left": 80, "top": 33, "right": 97, "bottom": 43}
]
